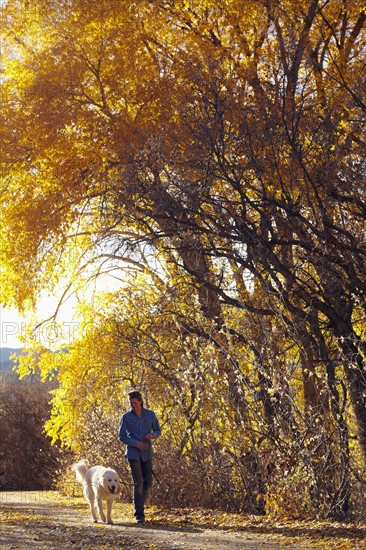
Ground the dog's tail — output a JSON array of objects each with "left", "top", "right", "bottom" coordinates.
[{"left": 71, "top": 460, "right": 88, "bottom": 483}]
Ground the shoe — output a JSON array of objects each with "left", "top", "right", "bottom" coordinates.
[{"left": 135, "top": 517, "right": 145, "bottom": 524}]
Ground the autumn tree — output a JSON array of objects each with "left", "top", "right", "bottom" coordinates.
[{"left": 1, "top": 0, "right": 366, "bottom": 518}]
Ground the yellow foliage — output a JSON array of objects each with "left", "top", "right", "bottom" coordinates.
[{"left": 2, "top": 0, "right": 366, "bottom": 518}]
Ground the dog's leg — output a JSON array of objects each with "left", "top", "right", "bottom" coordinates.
[
  {"left": 89, "top": 499, "right": 99, "bottom": 523},
  {"left": 84, "top": 486, "right": 98, "bottom": 523},
  {"left": 106, "top": 498, "right": 113, "bottom": 524},
  {"left": 96, "top": 497, "right": 107, "bottom": 523}
]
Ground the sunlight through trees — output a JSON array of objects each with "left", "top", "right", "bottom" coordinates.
[{"left": 1, "top": 0, "right": 366, "bottom": 519}]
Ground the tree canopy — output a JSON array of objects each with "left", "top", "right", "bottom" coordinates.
[{"left": 1, "top": 0, "right": 366, "bottom": 518}]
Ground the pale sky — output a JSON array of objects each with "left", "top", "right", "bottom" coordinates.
[
  {"left": 0, "top": 271, "right": 122, "bottom": 349},
  {"left": 0, "top": 297, "right": 80, "bottom": 349}
]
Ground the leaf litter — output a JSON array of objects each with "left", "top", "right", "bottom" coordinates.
[{"left": 0, "top": 492, "right": 365, "bottom": 549}]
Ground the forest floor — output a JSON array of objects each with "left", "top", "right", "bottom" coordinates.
[{"left": 0, "top": 491, "right": 366, "bottom": 549}]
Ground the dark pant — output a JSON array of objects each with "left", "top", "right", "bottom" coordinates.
[{"left": 128, "top": 458, "right": 153, "bottom": 519}]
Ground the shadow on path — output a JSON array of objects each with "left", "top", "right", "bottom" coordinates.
[{"left": 1, "top": 491, "right": 365, "bottom": 549}]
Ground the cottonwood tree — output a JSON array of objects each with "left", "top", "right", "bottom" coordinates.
[{"left": 1, "top": 0, "right": 366, "bottom": 517}]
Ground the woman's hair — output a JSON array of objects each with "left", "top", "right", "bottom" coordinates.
[{"left": 128, "top": 390, "right": 144, "bottom": 407}]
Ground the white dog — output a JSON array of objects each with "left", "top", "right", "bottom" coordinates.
[{"left": 71, "top": 460, "right": 119, "bottom": 524}]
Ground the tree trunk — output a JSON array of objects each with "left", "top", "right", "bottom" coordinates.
[{"left": 340, "top": 337, "right": 366, "bottom": 464}]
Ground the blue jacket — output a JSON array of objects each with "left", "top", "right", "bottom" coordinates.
[{"left": 118, "top": 407, "right": 161, "bottom": 461}]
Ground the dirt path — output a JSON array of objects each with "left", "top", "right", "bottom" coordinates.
[{"left": 0, "top": 492, "right": 365, "bottom": 549}]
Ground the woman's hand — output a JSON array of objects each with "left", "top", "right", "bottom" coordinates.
[{"left": 136, "top": 441, "right": 148, "bottom": 450}]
